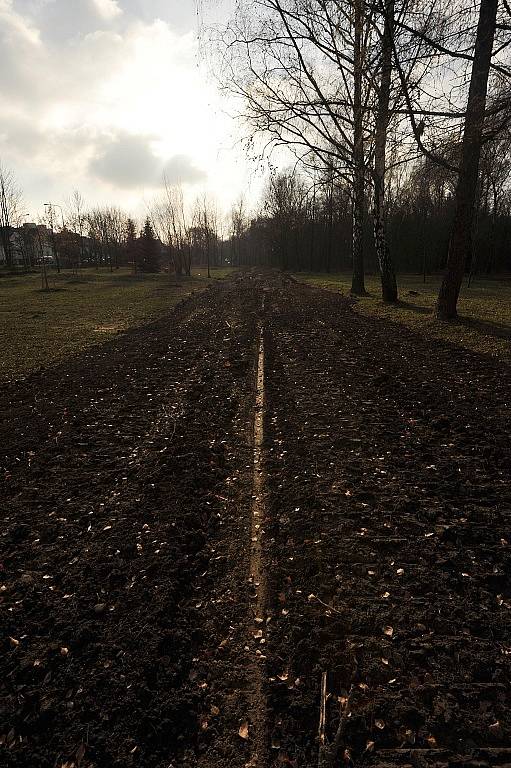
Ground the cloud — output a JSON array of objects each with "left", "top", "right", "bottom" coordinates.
[
  {"left": 92, "top": 0, "right": 122, "bottom": 20},
  {"left": 0, "top": 1, "right": 247, "bottom": 214},
  {"left": 90, "top": 133, "right": 160, "bottom": 188},
  {"left": 0, "top": 1, "right": 41, "bottom": 45},
  {"left": 163, "top": 155, "right": 206, "bottom": 185},
  {"left": 89, "top": 133, "right": 206, "bottom": 189}
]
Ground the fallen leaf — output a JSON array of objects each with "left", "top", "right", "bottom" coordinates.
[
  {"left": 239, "top": 720, "right": 250, "bottom": 740},
  {"left": 76, "top": 743, "right": 86, "bottom": 766},
  {"left": 383, "top": 626, "right": 394, "bottom": 637}
]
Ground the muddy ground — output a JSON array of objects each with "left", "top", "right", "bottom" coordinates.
[{"left": 1, "top": 273, "right": 510, "bottom": 768}]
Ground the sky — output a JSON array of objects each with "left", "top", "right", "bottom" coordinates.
[{"left": 0, "top": 0, "right": 264, "bottom": 221}]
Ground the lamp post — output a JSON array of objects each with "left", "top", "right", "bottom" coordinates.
[{"left": 45, "top": 202, "right": 65, "bottom": 230}]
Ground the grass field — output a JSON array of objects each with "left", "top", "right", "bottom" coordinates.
[
  {"left": 295, "top": 272, "right": 511, "bottom": 360},
  {"left": 0, "top": 267, "right": 232, "bottom": 381}
]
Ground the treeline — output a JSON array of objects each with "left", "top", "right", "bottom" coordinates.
[{"left": 231, "top": 136, "right": 511, "bottom": 278}]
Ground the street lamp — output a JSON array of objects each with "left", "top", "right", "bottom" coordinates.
[{"left": 44, "top": 202, "right": 65, "bottom": 231}]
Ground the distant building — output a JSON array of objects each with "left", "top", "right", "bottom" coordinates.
[{"left": 0, "top": 223, "right": 55, "bottom": 268}]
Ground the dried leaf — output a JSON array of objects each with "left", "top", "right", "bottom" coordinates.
[
  {"left": 76, "top": 743, "right": 86, "bottom": 766},
  {"left": 239, "top": 720, "right": 250, "bottom": 740},
  {"left": 383, "top": 625, "right": 394, "bottom": 637},
  {"left": 375, "top": 719, "right": 385, "bottom": 730}
]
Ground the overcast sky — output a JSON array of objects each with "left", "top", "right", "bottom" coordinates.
[{"left": 0, "top": 0, "right": 263, "bottom": 220}]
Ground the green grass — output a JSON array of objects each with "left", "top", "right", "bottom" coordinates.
[
  {"left": 0, "top": 266, "right": 233, "bottom": 381},
  {"left": 295, "top": 272, "right": 511, "bottom": 360}
]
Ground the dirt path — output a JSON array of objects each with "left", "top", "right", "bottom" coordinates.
[{"left": 2, "top": 273, "right": 511, "bottom": 768}]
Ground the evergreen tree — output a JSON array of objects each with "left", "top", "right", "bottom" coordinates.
[
  {"left": 138, "top": 218, "right": 160, "bottom": 273},
  {"left": 125, "top": 218, "right": 139, "bottom": 273}
]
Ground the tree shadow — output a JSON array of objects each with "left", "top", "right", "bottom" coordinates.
[
  {"left": 395, "top": 300, "right": 510, "bottom": 342},
  {"left": 457, "top": 315, "right": 511, "bottom": 342},
  {"left": 396, "top": 300, "right": 432, "bottom": 316}
]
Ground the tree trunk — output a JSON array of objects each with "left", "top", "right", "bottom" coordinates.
[
  {"left": 351, "top": 0, "right": 367, "bottom": 295},
  {"left": 373, "top": 0, "right": 398, "bottom": 303},
  {"left": 326, "top": 174, "right": 333, "bottom": 273},
  {"left": 436, "top": 0, "right": 498, "bottom": 319},
  {"left": 309, "top": 185, "right": 316, "bottom": 272}
]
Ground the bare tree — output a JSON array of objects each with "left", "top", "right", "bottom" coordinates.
[
  {"left": 220, "top": 0, "right": 378, "bottom": 293},
  {"left": 66, "top": 191, "right": 87, "bottom": 271},
  {"left": 88, "top": 207, "right": 129, "bottom": 271},
  {"left": 193, "top": 194, "right": 220, "bottom": 278},
  {"left": 389, "top": 0, "right": 510, "bottom": 317},
  {"left": 263, "top": 169, "right": 307, "bottom": 270},
  {"left": 229, "top": 196, "right": 249, "bottom": 268},
  {"left": 220, "top": 0, "right": 444, "bottom": 300},
  {"left": 436, "top": 0, "right": 503, "bottom": 317},
  {"left": 151, "top": 179, "right": 192, "bottom": 276},
  {"left": 0, "top": 164, "right": 24, "bottom": 269}
]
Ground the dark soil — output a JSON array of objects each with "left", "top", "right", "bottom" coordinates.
[{"left": 2, "top": 273, "right": 511, "bottom": 768}]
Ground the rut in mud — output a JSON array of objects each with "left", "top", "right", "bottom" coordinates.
[
  {"left": 1, "top": 272, "right": 511, "bottom": 768},
  {"left": 245, "top": 317, "right": 269, "bottom": 768}
]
